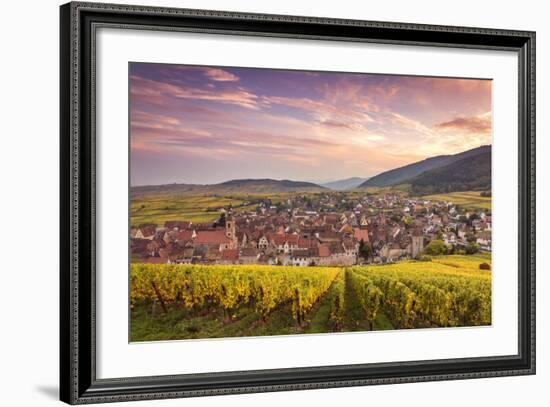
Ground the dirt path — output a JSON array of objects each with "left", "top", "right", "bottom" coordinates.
[{"left": 343, "top": 271, "right": 372, "bottom": 332}]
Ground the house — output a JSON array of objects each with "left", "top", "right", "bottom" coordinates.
[
  {"left": 258, "top": 235, "right": 269, "bottom": 250},
  {"left": 219, "top": 249, "right": 239, "bottom": 264},
  {"left": 164, "top": 220, "right": 191, "bottom": 231},
  {"left": 443, "top": 232, "right": 457, "bottom": 245},
  {"left": 194, "top": 230, "right": 235, "bottom": 251},
  {"left": 165, "top": 245, "right": 188, "bottom": 264},
  {"left": 323, "top": 214, "right": 340, "bottom": 226},
  {"left": 204, "top": 247, "right": 222, "bottom": 263},
  {"left": 130, "top": 238, "right": 149, "bottom": 258},
  {"left": 134, "top": 224, "right": 156, "bottom": 240},
  {"left": 268, "top": 233, "right": 299, "bottom": 254},
  {"left": 430, "top": 215, "right": 442, "bottom": 226},
  {"left": 476, "top": 231, "right": 492, "bottom": 250},
  {"left": 240, "top": 247, "right": 260, "bottom": 264},
  {"left": 290, "top": 249, "right": 312, "bottom": 266},
  {"left": 146, "top": 239, "right": 164, "bottom": 257},
  {"left": 192, "top": 246, "right": 207, "bottom": 261},
  {"left": 380, "top": 243, "right": 408, "bottom": 262},
  {"left": 391, "top": 226, "right": 401, "bottom": 240},
  {"left": 342, "top": 239, "right": 357, "bottom": 256},
  {"left": 174, "top": 230, "right": 194, "bottom": 244},
  {"left": 318, "top": 243, "right": 331, "bottom": 258},
  {"left": 472, "top": 219, "right": 483, "bottom": 231},
  {"left": 297, "top": 237, "right": 316, "bottom": 250},
  {"left": 317, "top": 230, "right": 340, "bottom": 244},
  {"left": 284, "top": 234, "right": 299, "bottom": 253},
  {"left": 373, "top": 227, "right": 387, "bottom": 242}
]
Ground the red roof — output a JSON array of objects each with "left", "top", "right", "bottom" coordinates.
[
  {"left": 318, "top": 244, "right": 331, "bottom": 257},
  {"left": 354, "top": 228, "right": 370, "bottom": 243},
  {"left": 221, "top": 249, "right": 239, "bottom": 261},
  {"left": 324, "top": 214, "right": 339, "bottom": 224},
  {"left": 268, "top": 234, "right": 300, "bottom": 246},
  {"left": 318, "top": 231, "right": 340, "bottom": 241},
  {"left": 297, "top": 237, "right": 316, "bottom": 249},
  {"left": 138, "top": 225, "right": 156, "bottom": 237},
  {"left": 194, "top": 230, "right": 230, "bottom": 245},
  {"left": 286, "top": 234, "right": 299, "bottom": 245},
  {"left": 175, "top": 230, "right": 193, "bottom": 241},
  {"left": 269, "top": 234, "right": 286, "bottom": 246}
]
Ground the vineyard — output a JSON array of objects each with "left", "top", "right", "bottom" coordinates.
[{"left": 130, "top": 255, "right": 491, "bottom": 342}]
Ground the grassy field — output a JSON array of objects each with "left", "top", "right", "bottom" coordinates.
[
  {"left": 420, "top": 191, "right": 491, "bottom": 210},
  {"left": 130, "top": 191, "right": 307, "bottom": 227},
  {"left": 131, "top": 194, "right": 247, "bottom": 226},
  {"left": 130, "top": 255, "right": 491, "bottom": 342}
]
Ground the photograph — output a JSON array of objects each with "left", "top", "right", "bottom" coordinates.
[
  {"left": 55, "top": 2, "right": 536, "bottom": 403},
  {"left": 129, "top": 62, "right": 493, "bottom": 342}
]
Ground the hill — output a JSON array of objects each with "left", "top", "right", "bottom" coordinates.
[
  {"left": 408, "top": 151, "right": 491, "bottom": 195},
  {"left": 321, "top": 177, "right": 369, "bottom": 190},
  {"left": 217, "top": 179, "right": 326, "bottom": 193},
  {"left": 131, "top": 178, "right": 326, "bottom": 196},
  {"left": 359, "top": 145, "right": 491, "bottom": 188}
]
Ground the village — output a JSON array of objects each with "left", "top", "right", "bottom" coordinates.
[{"left": 130, "top": 193, "right": 492, "bottom": 266}]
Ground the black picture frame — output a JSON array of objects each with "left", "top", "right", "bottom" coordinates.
[{"left": 60, "top": 2, "right": 536, "bottom": 404}]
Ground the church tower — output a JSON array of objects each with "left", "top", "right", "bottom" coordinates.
[{"left": 225, "top": 210, "right": 236, "bottom": 241}]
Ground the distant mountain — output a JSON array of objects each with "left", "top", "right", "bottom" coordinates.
[
  {"left": 217, "top": 179, "right": 326, "bottom": 193},
  {"left": 131, "top": 178, "right": 326, "bottom": 196},
  {"left": 359, "top": 145, "right": 491, "bottom": 188},
  {"left": 321, "top": 177, "right": 369, "bottom": 190},
  {"left": 408, "top": 150, "right": 491, "bottom": 195}
]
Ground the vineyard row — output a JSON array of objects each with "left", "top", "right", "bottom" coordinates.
[{"left": 131, "top": 262, "right": 491, "bottom": 328}]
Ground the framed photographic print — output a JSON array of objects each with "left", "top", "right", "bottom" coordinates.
[{"left": 60, "top": 2, "right": 536, "bottom": 404}]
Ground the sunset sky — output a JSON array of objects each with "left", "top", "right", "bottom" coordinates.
[{"left": 130, "top": 63, "right": 492, "bottom": 186}]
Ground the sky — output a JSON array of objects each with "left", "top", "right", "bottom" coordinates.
[{"left": 130, "top": 63, "right": 492, "bottom": 186}]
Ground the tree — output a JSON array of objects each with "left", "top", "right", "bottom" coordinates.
[
  {"left": 424, "top": 239, "right": 447, "bottom": 256},
  {"left": 465, "top": 232, "right": 477, "bottom": 243},
  {"left": 479, "top": 262, "right": 491, "bottom": 270},
  {"left": 358, "top": 239, "right": 372, "bottom": 260},
  {"left": 390, "top": 214, "right": 402, "bottom": 223},
  {"left": 216, "top": 212, "right": 226, "bottom": 227},
  {"left": 465, "top": 242, "right": 480, "bottom": 255},
  {"left": 469, "top": 213, "right": 480, "bottom": 221}
]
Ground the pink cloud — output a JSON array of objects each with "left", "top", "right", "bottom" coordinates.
[
  {"left": 131, "top": 75, "right": 262, "bottom": 110},
  {"left": 436, "top": 114, "right": 492, "bottom": 134},
  {"left": 130, "top": 111, "right": 181, "bottom": 130},
  {"left": 204, "top": 68, "right": 239, "bottom": 82},
  {"left": 264, "top": 95, "right": 373, "bottom": 126}
]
